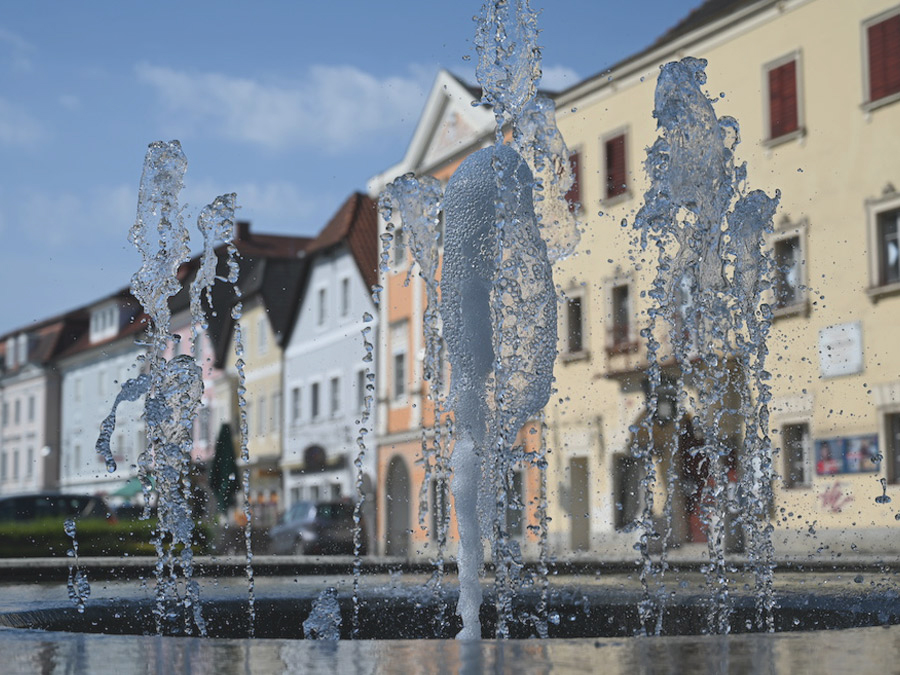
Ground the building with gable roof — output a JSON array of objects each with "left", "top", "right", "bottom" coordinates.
[{"left": 281, "top": 192, "right": 378, "bottom": 548}]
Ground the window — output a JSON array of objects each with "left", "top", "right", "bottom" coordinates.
[
  {"left": 391, "top": 321, "right": 408, "bottom": 401},
  {"left": 25, "top": 447, "right": 33, "bottom": 479},
  {"left": 393, "top": 353, "right": 406, "bottom": 400},
  {"left": 505, "top": 470, "right": 524, "bottom": 537},
  {"left": 4, "top": 337, "right": 14, "bottom": 369},
  {"left": 27, "top": 395, "right": 35, "bottom": 422},
  {"left": 565, "top": 150, "right": 581, "bottom": 211},
  {"left": 357, "top": 370, "right": 367, "bottom": 412},
  {"left": 197, "top": 407, "right": 211, "bottom": 444},
  {"left": 765, "top": 55, "right": 800, "bottom": 140},
  {"left": 311, "top": 382, "right": 320, "bottom": 420},
  {"left": 272, "top": 392, "right": 281, "bottom": 432},
  {"left": 0, "top": 452, "right": 6, "bottom": 482},
  {"left": 12, "top": 450, "right": 19, "bottom": 481},
  {"left": 867, "top": 193, "right": 900, "bottom": 295},
  {"left": 340, "top": 278, "right": 350, "bottom": 317},
  {"left": 878, "top": 208, "right": 900, "bottom": 286},
  {"left": 887, "top": 413, "right": 900, "bottom": 484},
  {"left": 565, "top": 295, "right": 584, "bottom": 354},
  {"left": 258, "top": 395, "right": 266, "bottom": 436},
  {"left": 14, "top": 399, "right": 20, "bottom": 425},
  {"left": 258, "top": 315, "right": 269, "bottom": 354},
  {"left": 16, "top": 334, "right": 27, "bottom": 365},
  {"left": 291, "top": 387, "right": 301, "bottom": 424},
  {"left": 74, "top": 377, "right": 82, "bottom": 402},
  {"left": 2, "top": 402, "right": 7, "bottom": 427},
  {"left": 782, "top": 423, "right": 811, "bottom": 488},
  {"left": 609, "top": 283, "right": 631, "bottom": 350},
  {"left": 393, "top": 228, "right": 406, "bottom": 267},
  {"left": 865, "top": 10, "right": 900, "bottom": 105},
  {"left": 330, "top": 376, "right": 340, "bottom": 416},
  {"left": 317, "top": 288, "right": 327, "bottom": 326},
  {"left": 430, "top": 476, "right": 450, "bottom": 540},
  {"left": 604, "top": 133, "right": 627, "bottom": 200},
  {"left": 771, "top": 221, "right": 808, "bottom": 313}
]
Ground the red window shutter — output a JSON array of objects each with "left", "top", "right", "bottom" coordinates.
[
  {"left": 565, "top": 151, "right": 581, "bottom": 211},
  {"left": 768, "top": 60, "right": 798, "bottom": 139},
  {"left": 605, "top": 134, "right": 626, "bottom": 199},
  {"left": 869, "top": 14, "right": 900, "bottom": 102}
]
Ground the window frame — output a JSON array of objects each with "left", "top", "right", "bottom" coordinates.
[
  {"left": 885, "top": 410, "right": 900, "bottom": 485},
  {"left": 865, "top": 189, "right": 900, "bottom": 300},
  {"left": 564, "top": 147, "right": 582, "bottom": 212},
  {"left": 769, "top": 218, "right": 809, "bottom": 318},
  {"left": 781, "top": 421, "right": 812, "bottom": 489},
  {"left": 762, "top": 50, "right": 805, "bottom": 147},
  {"left": 601, "top": 127, "right": 629, "bottom": 204},
  {"left": 862, "top": 7, "right": 900, "bottom": 112},
  {"left": 605, "top": 272, "right": 637, "bottom": 354},
  {"left": 561, "top": 286, "right": 588, "bottom": 361}
]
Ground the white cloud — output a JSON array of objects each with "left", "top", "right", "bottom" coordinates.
[
  {"left": 136, "top": 62, "right": 432, "bottom": 153},
  {"left": 540, "top": 64, "right": 580, "bottom": 91},
  {"left": 0, "top": 97, "right": 43, "bottom": 145},
  {"left": 0, "top": 27, "right": 34, "bottom": 73},
  {"left": 14, "top": 184, "right": 136, "bottom": 247}
]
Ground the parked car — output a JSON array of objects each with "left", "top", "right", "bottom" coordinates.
[
  {"left": 268, "top": 500, "right": 366, "bottom": 555},
  {"left": 0, "top": 493, "right": 115, "bottom": 523}
]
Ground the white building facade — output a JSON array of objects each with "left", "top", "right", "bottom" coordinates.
[{"left": 282, "top": 194, "right": 378, "bottom": 517}]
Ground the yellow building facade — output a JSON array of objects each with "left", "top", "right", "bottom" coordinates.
[{"left": 549, "top": 0, "right": 900, "bottom": 557}]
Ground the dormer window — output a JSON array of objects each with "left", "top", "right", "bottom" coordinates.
[
  {"left": 16, "top": 334, "right": 27, "bottom": 365},
  {"left": 90, "top": 303, "right": 119, "bottom": 343},
  {"left": 5, "top": 337, "right": 15, "bottom": 369}
]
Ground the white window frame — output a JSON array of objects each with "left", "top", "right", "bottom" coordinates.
[
  {"left": 316, "top": 287, "right": 328, "bottom": 327},
  {"left": 865, "top": 189, "right": 900, "bottom": 300},
  {"left": 769, "top": 217, "right": 809, "bottom": 318},
  {"left": 390, "top": 321, "right": 409, "bottom": 403},
  {"left": 761, "top": 49, "right": 805, "bottom": 147},
  {"left": 310, "top": 380, "right": 322, "bottom": 421},
  {"left": 605, "top": 271, "right": 635, "bottom": 352},
  {"left": 561, "top": 286, "right": 588, "bottom": 361},
  {"left": 339, "top": 276, "right": 351, "bottom": 318},
  {"left": 329, "top": 375, "right": 341, "bottom": 417},
  {"left": 780, "top": 421, "right": 812, "bottom": 489}
]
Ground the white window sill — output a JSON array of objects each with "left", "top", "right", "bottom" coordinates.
[
  {"left": 866, "top": 281, "right": 900, "bottom": 302},
  {"left": 762, "top": 127, "right": 806, "bottom": 149},
  {"left": 772, "top": 299, "right": 809, "bottom": 320},
  {"left": 560, "top": 349, "right": 590, "bottom": 364},
  {"left": 862, "top": 91, "right": 900, "bottom": 114}
]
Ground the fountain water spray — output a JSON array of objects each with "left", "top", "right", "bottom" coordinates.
[
  {"left": 633, "top": 57, "right": 779, "bottom": 634},
  {"left": 95, "top": 140, "right": 238, "bottom": 636}
]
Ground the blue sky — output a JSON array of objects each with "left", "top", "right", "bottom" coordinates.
[{"left": 0, "top": 1, "right": 702, "bottom": 335}]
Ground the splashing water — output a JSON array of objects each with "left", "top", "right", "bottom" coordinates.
[
  {"left": 96, "top": 141, "right": 239, "bottom": 637},
  {"left": 633, "top": 58, "right": 779, "bottom": 634},
  {"left": 442, "top": 143, "right": 557, "bottom": 639},
  {"left": 511, "top": 95, "right": 580, "bottom": 262},
  {"left": 64, "top": 519, "right": 90, "bottom": 614},
  {"left": 380, "top": 174, "right": 452, "bottom": 629},
  {"left": 303, "top": 587, "right": 342, "bottom": 640}
]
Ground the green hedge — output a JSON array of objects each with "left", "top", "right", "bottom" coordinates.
[{"left": 0, "top": 518, "right": 213, "bottom": 558}]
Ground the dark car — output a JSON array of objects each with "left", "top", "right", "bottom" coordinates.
[
  {"left": 0, "top": 493, "right": 115, "bottom": 523},
  {"left": 267, "top": 501, "right": 366, "bottom": 555}
]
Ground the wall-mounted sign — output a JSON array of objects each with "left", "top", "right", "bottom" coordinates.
[
  {"left": 818, "top": 321, "right": 863, "bottom": 378},
  {"left": 815, "top": 434, "right": 879, "bottom": 476}
]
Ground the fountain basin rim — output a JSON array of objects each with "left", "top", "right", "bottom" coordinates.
[{"left": 2, "top": 553, "right": 899, "bottom": 582}]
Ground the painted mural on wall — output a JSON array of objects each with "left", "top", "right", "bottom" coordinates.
[{"left": 814, "top": 435, "right": 879, "bottom": 476}]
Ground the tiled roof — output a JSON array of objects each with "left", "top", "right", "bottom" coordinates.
[
  {"left": 309, "top": 192, "right": 378, "bottom": 290},
  {"left": 650, "top": 0, "right": 759, "bottom": 49}
]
